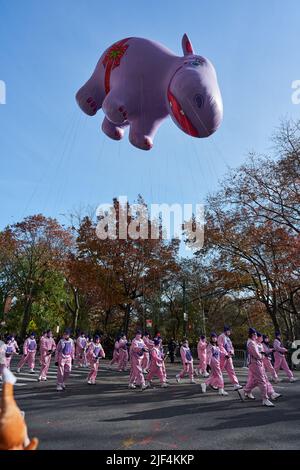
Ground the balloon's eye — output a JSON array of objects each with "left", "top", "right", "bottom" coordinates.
[
  {"left": 195, "top": 94, "right": 204, "bottom": 108},
  {"left": 190, "top": 57, "right": 206, "bottom": 66}
]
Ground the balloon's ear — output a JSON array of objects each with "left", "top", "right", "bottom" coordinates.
[{"left": 182, "top": 34, "right": 194, "bottom": 56}]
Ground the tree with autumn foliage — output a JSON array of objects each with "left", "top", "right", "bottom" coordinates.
[
  {"left": 70, "top": 197, "right": 180, "bottom": 336},
  {"left": 0, "top": 215, "right": 72, "bottom": 338},
  {"left": 191, "top": 120, "right": 300, "bottom": 340}
]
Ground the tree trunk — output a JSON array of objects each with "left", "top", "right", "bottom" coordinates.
[
  {"left": 72, "top": 306, "right": 79, "bottom": 333},
  {"left": 20, "top": 298, "right": 32, "bottom": 340},
  {"left": 66, "top": 286, "right": 80, "bottom": 333},
  {"left": 104, "top": 308, "right": 111, "bottom": 331},
  {"left": 122, "top": 304, "right": 131, "bottom": 335}
]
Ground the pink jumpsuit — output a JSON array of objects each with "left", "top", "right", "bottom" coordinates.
[
  {"left": 0, "top": 342, "right": 5, "bottom": 376},
  {"left": 129, "top": 338, "right": 146, "bottom": 387},
  {"left": 244, "top": 339, "right": 268, "bottom": 399},
  {"left": 146, "top": 346, "right": 166, "bottom": 384},
  {"left": 118, "top": 339, "right": 129, "bottom": 371},
  {"left": 205, "top": 344, "right": 224, "bottom": 389},
  {"left": 156, "top": 338, "right": 167, "bottom": 381},
  {"left": 39, "top": 336, "right": 56, "bottom": 379},
  {"left": 141, "top": 336, "right": 154, "bottom": 371},
  {"left": 55, "top": 338, "right": 75, "bottom": 387},
  {"left": 178, "top": 345, "right": 194, "bottom": 380},
  {"left": 197, "top": 339, "right": 207, "bottom": 375},
  {"left": 257, "top": 342, "right": 276, "bottom": 397},
  {"left": 3, "top": 341, "right": 16, "bottom": 369},
  {"left": 217, "top": 333, "right": 239, "bottom": 385},
  {"left": 75, "top": 336, "right": 87, "bottom": 366},
  {"left": 273, "top": 338, "right": 294, "bottom": 379},
  {"left": 110, "top": 340, "right": 120, "bottom": 366},
  {"left": 12, "top": 338, "right": 20, "bottom": 353},
  {"left": 262, "top": 343, "right": 278, "bottom": 381},
  {"left": 17, "top": 338, "right": 37, "bottom": 370},
  {"left": 87, "top": 342, "right": 105, "bottom": 383}
]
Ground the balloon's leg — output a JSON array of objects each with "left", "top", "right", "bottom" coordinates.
[
  {"left": 102, "top": 117, "right": 127, "bottom": 140},
  {"left": 129, "top": 120, "right": 155, "bottom": 151},
  {"left": 76, "top": 77, "right": 104, "bottom": 116},
  {"left": 102, "top": 92, "right": 128, "bottom": 125}
]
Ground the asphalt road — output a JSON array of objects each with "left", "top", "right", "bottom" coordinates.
[{"left": 4, "top": 359, "right": 300, "bottom": 450}]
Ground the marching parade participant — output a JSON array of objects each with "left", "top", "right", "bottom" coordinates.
[
  {"left": 16, "top": 332, "right": 37, "bottom": 374},
  {"left": 117, "top": 333, "right": 129, "bottom": 372},
  {"left": 38, "top": 329, "right": 56, "bottom": 382},
  {"left": 196, "top": 335, "right": 209, "bottom": 377},
  {"left": 146, "top": 338, "right": 168, "bottom": 388},
  {"left": 128, "top": 330, "right": 149, "bottom": 390},
  {"left": 217, "top": 326, "right": 242, "bottom": 391},
  {"left": 11, "top": 335, "right": 20, "bottom": 354},
  {"left": 3, "top": 336, "right": 17, "bottom": 370},
  {"left": 154, "top": 333, "right": 167, "bottom": 382},
  {"left": 0, "top": 341, "right": 5, "bottom": 378},
  {"left": 86, "top": 334, "right": 105, "bottom": 384},
  {"left": 55, "top": 328, "right": 75, "bottom": 391},
  {"left": 141, "top": 331, "right": 154, "bottom": 373},
  {"left": 256, "top": 332, "right": 281, "bottom": 401},
  {"left": 201, "top": 333, "right": 228, "bottom": 396},
  {"left": 176, "top": 338, "right": 195, "bottom": 384},
  {"left": 243, "top": 328, "right": 275, "bottom": 407},
  {"left": 273, "top": 331, "right": 296, "bottom": 382},
  {"left": 262, "top": 334, "right": 278, "bottom": 382},
  {"left": 75, "top": 332, "right": 88, "bottom": 367},
  {"left": 109, "top": 334, "right": 120, "bottom": 369}
]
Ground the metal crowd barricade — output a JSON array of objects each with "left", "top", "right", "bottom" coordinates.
[{"left": 233, "top": 349, "right": 247, "bottom": 368}]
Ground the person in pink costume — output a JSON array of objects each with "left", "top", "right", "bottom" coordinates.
[
  {"left": 128, "top": 330, "right": 149, "bottom": 390},
  {"left": 86, "top": 334, "right": 105, "bottom": 384},
  {"left": 38, "top": 329, "right": 56, "bottom": 381},
  {"left": 0, "top": 340, "right": 5, "bottom": 377},
  {"left": 2, "top": 336, "right": 17, "bottom": 369},
  {"left": 141, "top": 332, "right": 154, "bottom": 373},
  {"left": 201, "top": 332, "right": 228, "bottom": 396},
  {"left": 154, "top": 334, "right": 167, "bottom": 382},
  {"left": 16, "top": 332, "right": 37, "bottom": 374},
  {"left": 55, "top": 329, "right": 75, "bottom": 391},
  {"left": 217, "top": 326, "right": 242, "bottom": 391},
  {"left": 176, "top": 339, "right": 195, "bottom": 384},
  {"left": 262, "top": 334, "right": 278, "bottom": 382},
  {"left": 117, "top": 333, "right": 129, "bottom": 372},
  {"left": 146, "top": 338, "right": 168, "bottom": 388},
  {"left": 109, "top": 335, "right": 121, "bottom": 369},
  {"left": 196, "top": 335, "right": 209, "bottom": 377},
  {"left": 273, "top": 331, "right": 296, "bottom": 382},
  {"left": 75, "top": 332, "right": 88, "bottom": 367},
  {"left": 243, "top": 328, "right": 275, "bottom": 406},
  {"left": 255, "top": 332, "right": 281, "bottom": 400},
  {"left": 11, "top": 335, "right": 20, "bottom": 354}
]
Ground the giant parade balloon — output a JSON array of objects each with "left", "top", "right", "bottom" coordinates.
[{"left": 76, "top": 34, "right": 223, "bottom": 150}]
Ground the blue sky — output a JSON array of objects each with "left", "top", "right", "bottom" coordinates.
[{"left": 0, "top": 0, "right": 300, "bottom": 230}]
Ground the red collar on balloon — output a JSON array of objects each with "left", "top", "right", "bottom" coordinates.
[{"left": 167, "top": 66, "right": 199, "bottom": 137}]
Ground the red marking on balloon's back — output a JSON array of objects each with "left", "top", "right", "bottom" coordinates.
[{"left": 102, "top": 38, "right": 131, "bottom": 95}]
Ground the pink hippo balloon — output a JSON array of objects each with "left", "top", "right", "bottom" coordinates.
[{"left": 76, "top": 34, "right": 223, "bottom": 150}]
